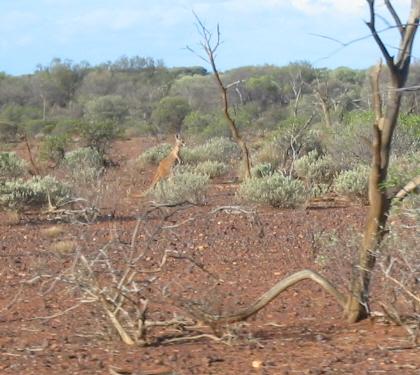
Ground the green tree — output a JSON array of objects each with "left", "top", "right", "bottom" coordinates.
[
  {"left": 151, "top": 96, "right": 191, "bottom": 133},
  {"left": 84, "top": 95, "right": 128, "bottom": 123}
]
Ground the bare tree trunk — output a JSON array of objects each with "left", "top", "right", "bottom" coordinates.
[
  {"left": 315, "top": 90, "right": 333, "bottom": 128},
  {"left": 190, "top": 16, "right": 252, "bottom": 179},
  {"left": 314, "top": 79, "right": 333, "bottom": 128},
  {"left": 42, "top": 95, "right": 47, "bottom": 121},
  {"left": 346, "top": 0, "right": 420, "bottom": 323},
  {"left": 212, "top": 66, "right": 252, "bottom": 179}
]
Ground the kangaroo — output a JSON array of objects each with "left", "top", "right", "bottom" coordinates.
[{"left": 149, "top": 133, "right": 185, "bottom": 190}]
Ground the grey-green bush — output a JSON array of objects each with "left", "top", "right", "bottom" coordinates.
[
  {"left": 238, "top": 172, "right": 305, "bottom": 208},
  {"left": 386, "top": 151, "right": 420, "bottom": 192},
  {"left": 137, "top": 143, "right": 172, "bottom": 167},
  {"left": 149, "top": 171, "right": 209, "bottom": 205},
  {"left": 0, "top": 152, "right": 27, "bottom": 180},
  {"left": 0, "top": 175, "right": 71, "bottom": 208},
  {"left": 0, "top": 122, "right": 19, "bottom": 143},
  {"left": 181, "top": 160, "right": 228, "bottom": 179},
  {"left": 39, "top": 134, "right": 69, "bottom": 165},
  {"left": 251, "top": 162, "right": 275, "bottom": 178},
  {"left": 63, "top": 147, "right": 104, "bottom": 185},
  {"left": 294, "top": 150, "right": 340, "bottom": 187},
  {"left": 181, "top": 137, "right": 240, "bottom": 164},
  {"left": 333, "top": 164, "right": 369, "bottom": 202}
]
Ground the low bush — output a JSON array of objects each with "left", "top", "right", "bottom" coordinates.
[
  {"left": 0, "top": 152, "right": 27, "bottom": 180},
  {"left": 251, "top": 162, "right": 275, "bottom": 178},
  {"left": 39, "top": 134, "right": 70, "bottom": 165},
  {"left": 254, "top": 127, "right": 322, "bottom": 173},
  {"left": 63, "top": 147, "right": 104, "bottom": 185},
  {"left": 238, "top": 172, "right": 305, "bottom": 208},
  {"left": 0, "top": 175, "right": 71, "bottom": 208},
  {"left": 333, "top": 164, "right": 369, "bottom": 202},
  {"left": 77, "top": 120, "right": 121, "bottom": 156},
  {"left": 386, "top": 151, "right": 420, "bottom": 192},
  {"left": 182, "top": 160, "right": 228, "bottom": 179},
  {"left": 0, "top": 122, "right": 19, "bottom": 143},
  {"left": 137, "top": 143, "right": 172, "bottom": 167},
  {"left": 181, "top": 137, "right": 240, "bottom": 164},
  {"left": 325, "top": 111, "right": 373, "bottom": 166},
  {"left": 183, "top": 111, "right": 230, "bottom": 140},
  {"left": 294, "top": 150, "right": 340, "bottom": 187},
  {"left": 149, "top": 171, "right": 209, "bottom": 205}
]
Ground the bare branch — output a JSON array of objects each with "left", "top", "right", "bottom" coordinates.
[
  {"left": 395, "top": 2, "right": 420, "bottom": 72},
  {"left": 365, "top": 0, "right": 395, "bottom": 70},
  {"left": 384, "top": 0, "right": 404, "bottom": 36}
]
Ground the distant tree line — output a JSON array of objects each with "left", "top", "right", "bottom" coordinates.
[{"left": 0, "top": 55, "right": 419, "bottom": 144}]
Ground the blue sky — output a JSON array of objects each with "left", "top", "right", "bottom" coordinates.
[{"left": 0, "top": 0, "right": 417, "bottom": 75}]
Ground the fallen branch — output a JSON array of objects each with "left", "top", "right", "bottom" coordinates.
[
  {"left": 181, "top": 269, "right": 347, "bottom": 325},
  {"left": 395, "top": 175, "right": 420, "bottom": 200}
]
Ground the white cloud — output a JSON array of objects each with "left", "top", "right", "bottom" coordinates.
[
  {"left": 289, "top": 0, "right": 365, "bottom": 16},
  {"left": 220, "top": 0, "right": 411, "bottom": 17}
]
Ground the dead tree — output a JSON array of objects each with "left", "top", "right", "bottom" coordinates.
[
  {"left": 346, "top": 0, "right": 420, "bottom": 323},
  {"left": 189, "top": 15, "right": 252, "bottom": 179},
  {"left": 314, "top": 79, "right": 333, "bottom": 128},
  {"left": 180, "top": 1, "right": 420, "bottom": 327}
]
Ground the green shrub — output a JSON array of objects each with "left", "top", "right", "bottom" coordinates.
[
  {"left": 151, "top": 96, "right": 191, "bottom": 134},
  {"left": 333, "top": 164, "right": 369, "bottom": 202},
  {"left": 183, "top": 160, "right": 228, "bottom": 179},
  {"left": 63, "top": 147, "right": 104, "bottom": 184},
  {"left": 39, "top": 134, "right": 70, "bottom": 165},
  {"left": 0, "top": 175, "right": 71, "bottom": 208},
  {"left": 78, "top": 120, "right": 121, "bottom": 155},
  {"left": 181, "top": 137, "right": 240, "bottom": 164},
  {"left": 254, "top": 124, "right": 322, "bottom": 172},
  {"left": 251, "top": 162, "right": 275, "bottom": 178},
  {"left": 0, "top": 152, "right": 27, "bottom": 180},
  {"left": 294, "top": 150, "right": 340, "bottom": 187},
  {"left": 149, "top": 171, "right": 209, "bottom": 205},
  {"left": 137, "top": 143, "right": 172, "bottom": 167},
  {"left": 22, "top": 119, "right": 56, "bottom": 136},
  {"left": 51, "top": 119, "right": 82, "bottom": 136},
  {"left": 253, "top": 139, "right": 283, "bottom": 170},
  {"left": 123, "top": 120, "right": 155, "bottom": 138},
  {"left": 238, "top": 172, "right": 305, "bottom": 208},
  {"left": 0, "top": 122, "right": 19, "bottom": 143},
  {"left": 85, "top": 95, "right": 129, "bottom": 124},
  {"left": 385, "top": 151, "right": 420, "bottom": 192},
  {"left": 325, "top": 111, "right": 373, "bottom": 166},
  {"left": 393, "top": 114, "right": 420, "bottom": 155}
]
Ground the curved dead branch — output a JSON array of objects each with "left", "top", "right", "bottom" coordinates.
[{"left": 182, "top": 269, "right": 348, "bottom": 325}]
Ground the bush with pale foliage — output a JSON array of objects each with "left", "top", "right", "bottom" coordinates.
[
  {"left": 0, "top": 175, "right": 71, "bottom": 208},
  {"left": 238, "top": 172, "right": 305, "bottom": 208},
  {"left": 333, "top": 164, "right": 369, "bottom": 202},
  {"left": 0, "top": 152, "right": 27, "bottom": 180},
  {"left": 149, "top": 171, "right": 209, "bottom": 205}
]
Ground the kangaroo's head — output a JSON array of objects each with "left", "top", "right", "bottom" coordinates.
[{"left": 175, "top": 133, "right": 185, "bottom": 148}]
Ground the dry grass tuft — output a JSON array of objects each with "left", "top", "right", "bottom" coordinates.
[
  {"left": 49, "top": 240, "right": 76, "bottom": 254},
  {"left": 3, "top": 210, "right": 20, "bottom": 225},
  {"left": 41, "top": 226, "right": 65, "bottom": 238}
]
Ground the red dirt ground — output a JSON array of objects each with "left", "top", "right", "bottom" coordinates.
[{"left": 0, "top": 138, "right": 418, "bottom": 375}]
